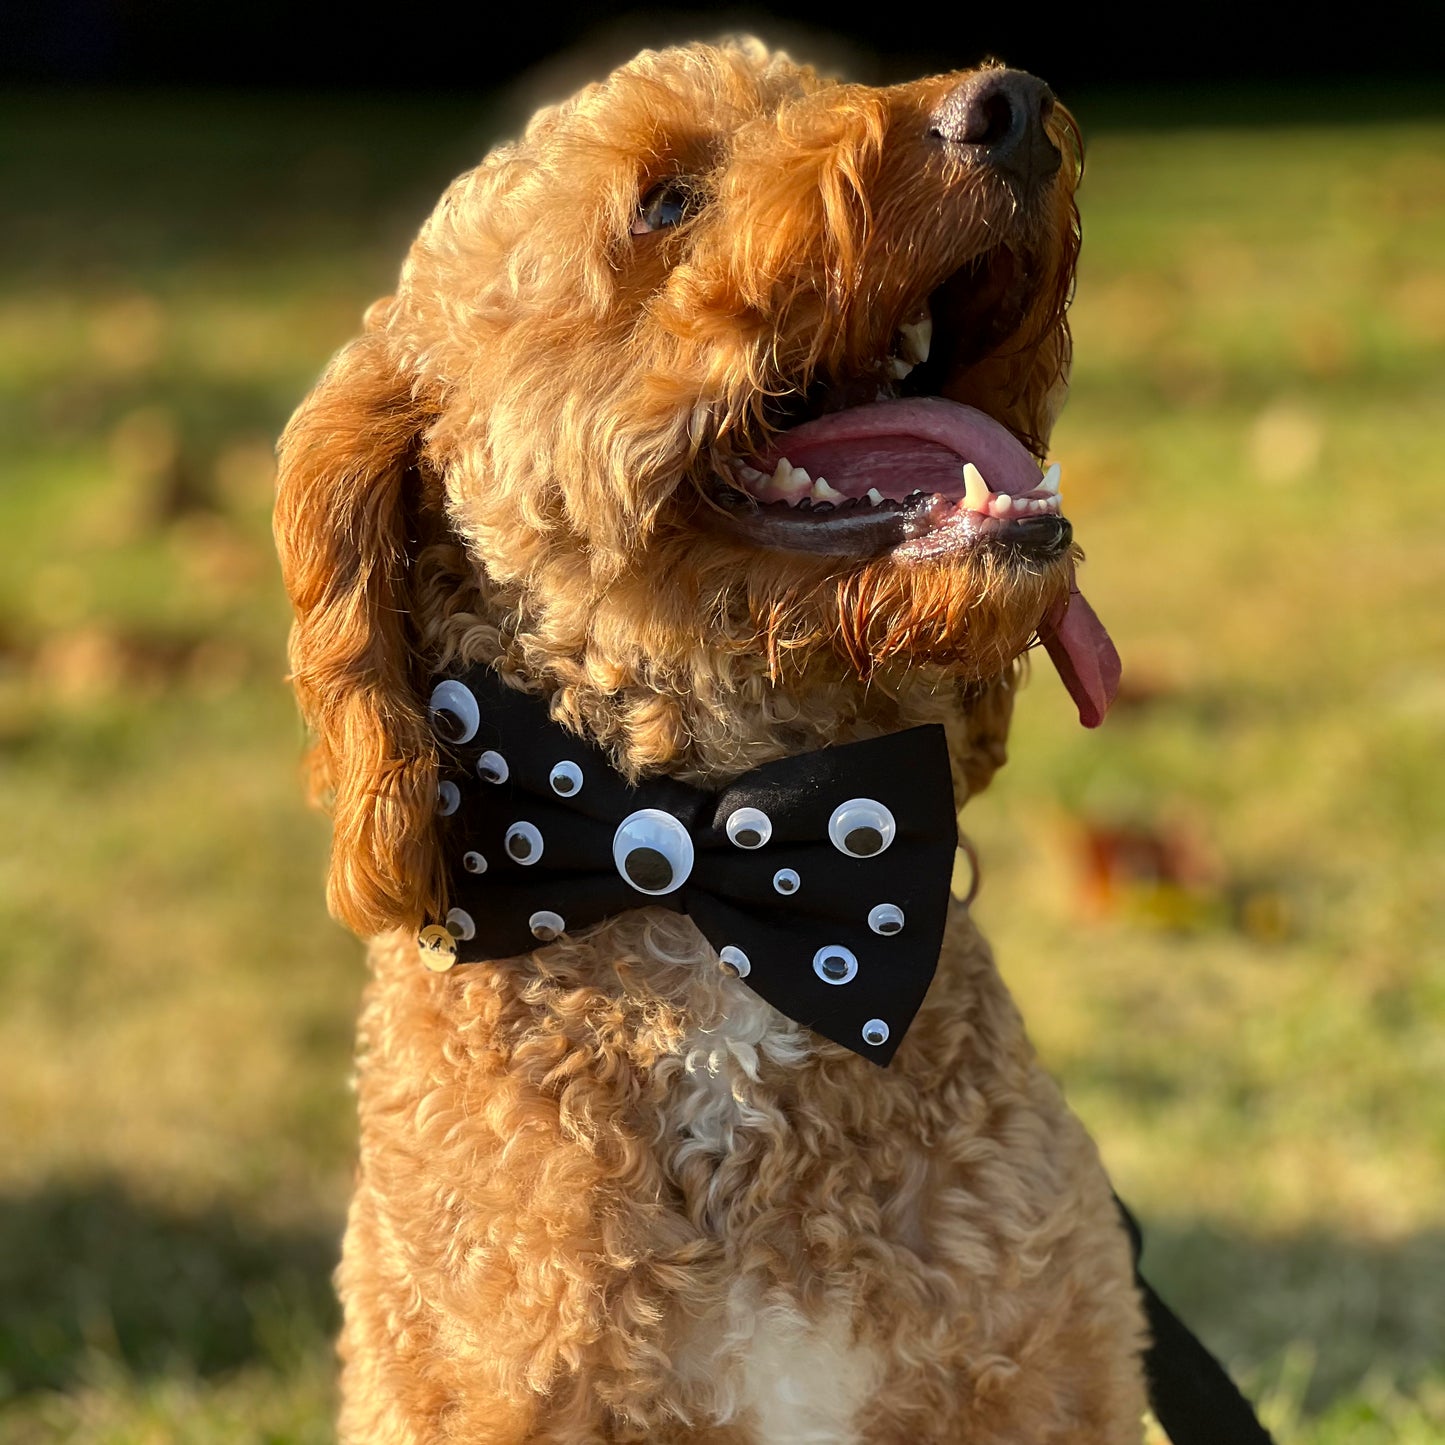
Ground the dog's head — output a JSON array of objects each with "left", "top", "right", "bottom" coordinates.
[{"left": 276, "top": 40, "right": 1108, "bottom": 936}]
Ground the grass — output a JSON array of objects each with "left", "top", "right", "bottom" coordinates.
[{"left": 1, "top": 86, "right": 1442, "bottom": 1441}]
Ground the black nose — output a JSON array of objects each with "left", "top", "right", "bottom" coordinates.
[{"left": 929, "top": 69, "right": 1061, "bottom": 186}]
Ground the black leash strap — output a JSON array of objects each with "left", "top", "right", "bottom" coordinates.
[{"left": 1116, "top": 1198, "right": 1277, "bottom": 1444}]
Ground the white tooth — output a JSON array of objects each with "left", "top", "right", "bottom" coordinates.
[
  {"left": 989, "top": 494, "right": 1016, "bottom": 518},
  {"left": 772, "top": 459, "right": 811, "bottom": 498},
  {"left": 865, "top": 487, "right": 885, "bottom": 506},
  {"left": 738, "top": 465, "right": 766, "bottom": 483},
  {"left": 1039, "top": 462, "right": 1061, "bottom": 495},
  {"left": 811, "top": 477, "right": 842, "bottom": 502},
  {"left": 898, "top": 314, "right": 933, "bottom": 366},
  {"left": 961, "top": 462, "right": 992, "bottom": 513},
  {"left": 887, "top": 356, "right": 914, "bottom": 380}
]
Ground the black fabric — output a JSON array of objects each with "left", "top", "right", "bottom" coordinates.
[
  {"left": 1115, "top": 1197, "right": 1277, "bottom": 1445},
  {"left": 426, "top": 665, "right": 961, "bottom": 1065}
]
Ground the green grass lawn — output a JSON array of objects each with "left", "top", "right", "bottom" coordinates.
[{"left": 1, "top": 87, "right": 1442, "bottom": 1442}]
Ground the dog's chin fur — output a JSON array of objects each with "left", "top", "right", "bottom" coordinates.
[{"left": 276, "top": 37, "right": 1148, "bottom": 1444}]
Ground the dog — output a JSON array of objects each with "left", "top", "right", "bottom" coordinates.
[{"left": 275, "top": 39, "right": 1149, "bottom": 1443}]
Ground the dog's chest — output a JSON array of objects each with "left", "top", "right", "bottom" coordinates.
[{"left": 659, "top": 992, "right": 886, "bottom": 1442}]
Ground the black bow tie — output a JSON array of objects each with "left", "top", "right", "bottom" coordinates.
[{"left": 419, "top": 666, "right": 962, "bottom": 1065}]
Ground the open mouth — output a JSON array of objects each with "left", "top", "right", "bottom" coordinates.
[
  {"left": 706, "top": 241, "right": 1121, "bottom": 729},
  {"left": 710, "top": 246, "right": 1073, "bottom": 564}
]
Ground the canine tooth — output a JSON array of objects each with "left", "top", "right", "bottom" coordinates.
[
  {"left": 898, "top": 315, "right": 933, "bottom": 366},
  {"left": 961, "top": 462, "right": 992, "bottom": 513},
  {"left": 1039, "top": 462, "right": 1061, "bottom": 495},
  {"left": 865, "top": 487, "right": 884, "bottom": 506},
  {"left": 772, "top": 460, "right": 812, "bottom": 499},
  {"left": 887, "top": 356, "right": 914, "bottom": 380},
  {"left": 811, "top": 477, "right": 842, "bottom": 502}
]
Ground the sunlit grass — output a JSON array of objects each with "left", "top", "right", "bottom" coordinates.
[{"left": 1, "top": 91, "right": 1441, "bottom": 1440}]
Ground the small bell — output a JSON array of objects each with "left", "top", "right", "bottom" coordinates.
[{"left": 418, "top": 924, "right": 459, "bottom": 972}]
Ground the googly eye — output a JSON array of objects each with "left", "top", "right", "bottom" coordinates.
[
  {"left": 868, "top": 903, "right": 905, "bottom": 936},
  {"left": 549, "top": 761, "right": 583, "bottom": 796},
  {"left": 613, "top": 809, "right": 694, "bottom": 895},
  {"left": 529, "top": 910, "right": 565, "bottom": 942},
  {"left": 772, "top": 868, "right": 800, "bottom": 895},
  {"left": 719, "top": 945, "right": 751, "bottom": 978},
  {"left": 504, "top": 821, "right": 543, "bottom": 865},
  {"left": 828, "top": 799, "right": 896, "bottom": 858},
  {"left": 444, "top": 907, "right": 476, "bottom": 941},
  {"left": 417, "top": 924, "right": 458, "bottom": 972},
  {"left": 861, "top": 1018, "right": 890, "bottom": 1047},
  {"left": 725, "top": 807, "right": 772, "bottom": 849},
  {"left": 477, "top": 750, "right": 509, "bottom": 784},
  {"left": 436, "top": 781, "right": 461, "bottom": 816},
  {"left": 462, "top": 851, "right": 487, "bottom": 874},
  {"left": 428, "top": 681, "right": 479, "bottom": 745},
  {"left": 813, "top": 944, "right": 858, "bottom": 986}
]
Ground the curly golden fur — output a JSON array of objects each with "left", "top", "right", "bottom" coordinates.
[{"left": 276, "top": 38, "right": 1149, "bottom": 1444}]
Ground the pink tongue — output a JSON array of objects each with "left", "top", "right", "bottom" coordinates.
[{"left": 1041, "top": 579, "right": 1120, "bottom": 728}]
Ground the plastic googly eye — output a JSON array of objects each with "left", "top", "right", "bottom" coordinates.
[
  {"left": 549, "top": 761, "right": 583, "bottom": 796},
  {"left": 428, "top": 680, "right": 479, "bottom": 745},
  {"left": 613, "top": 809, "right": 694, "bottom": 895},
  {"left": 868, "top": 903, "right": 905, "bottom": 936},
  {"left": 529, "top": 910, "right": 565, "bottom": 941},
  {"left": 436, "top": 781, "right": 461, "bottom": 816},
  {"left": 725, "top": 807, "right": 772, "bottom": 849},
  {"left": 445, "top": 907, "right": 476, "bottom": 941},
  {"left": 828, "top": 799, "right": 896, "bottom": 858},
  {"left": 477, "top": 750, "right": 509, "bottom": 784},
  {"left": 719, "top": 945, "right": 751, "bottom": 978},
  {"left": 772, "top": 868, "right": 800, "bottom": 895},
  {"left": 462, "top": 851, "right": 487, "bottom": 874},
  {"left": 504, "top": 821, "right": 543, "bottom": 865},
  {"left": 812, "top": 944, "right": 858, "bottom": 986},
  {"left": 861, "top": 1018, "right": 890, "bottom": 1046}
]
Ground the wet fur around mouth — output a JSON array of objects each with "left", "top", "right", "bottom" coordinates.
[{"left": 273, "top": 38, "right": 1147, "bottom": 1445}]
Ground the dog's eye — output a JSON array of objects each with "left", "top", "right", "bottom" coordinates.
[{"left": 631, "top": 178, "right": 699, "bottom": 235}]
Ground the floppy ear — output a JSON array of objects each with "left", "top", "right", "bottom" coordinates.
[{"left": 274, "top": 301, "right": 444, "bottom": 938}]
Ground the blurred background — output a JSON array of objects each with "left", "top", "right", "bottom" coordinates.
[{"left": 2, "top": 4, "right": 1443, "bottom": 1442}]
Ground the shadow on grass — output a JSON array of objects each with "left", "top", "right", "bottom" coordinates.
[
  {"left": 1137, "top": 1214, "right": 1445, "bottom": 1416},
  {"left": 0, "top": 1180, "right": 340, "bottom": 1399}
]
